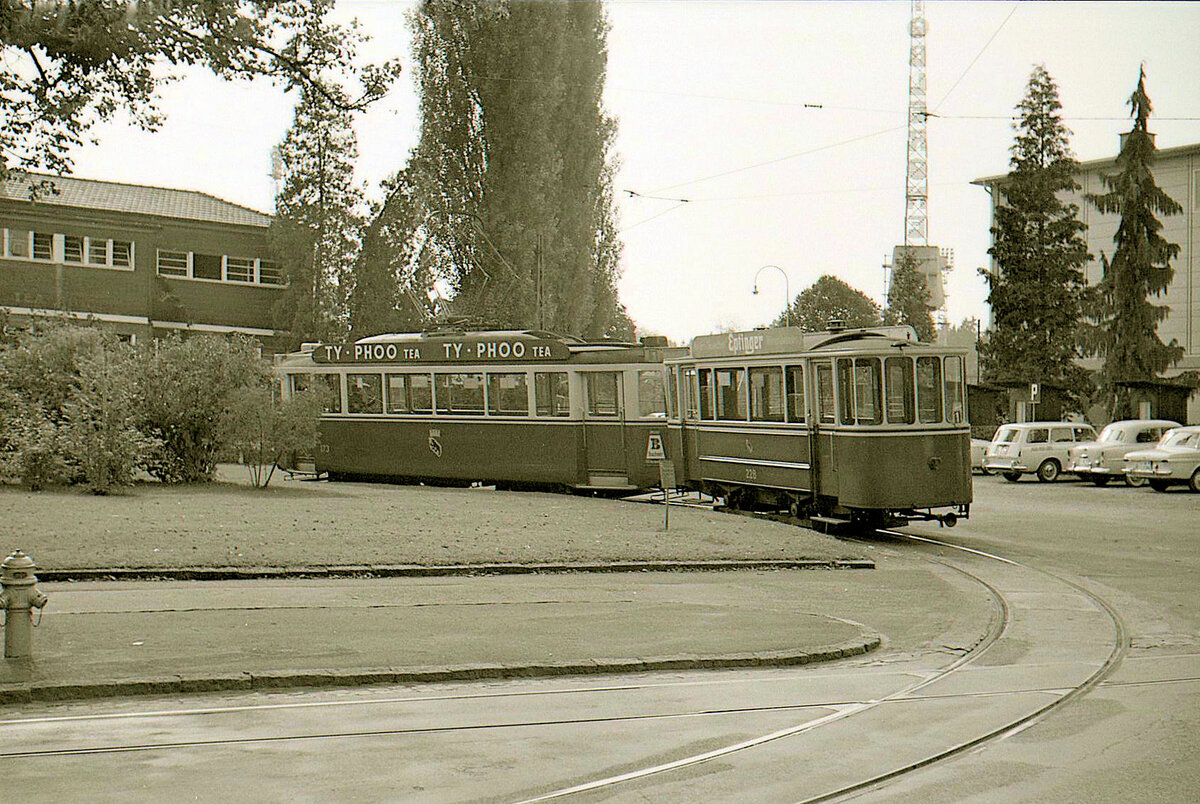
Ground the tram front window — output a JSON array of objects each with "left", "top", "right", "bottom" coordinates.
[
  {"left": 917, "top": 356, "right": 943, "bottom": 423},
  {"left": 853, "top": 358, "right": 882, "bottom": 425},
  {"left": 944, "top": 356, "right": 965, "bottom": 424},
  {"left": 885, "top": 357, "right": 915, "bottom": 424}
]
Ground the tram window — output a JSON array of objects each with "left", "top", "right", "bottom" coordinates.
[
  {"left": 916, "top": 356, "right": 943, "bottom": 423},
  {"left": 487, "top": 373, "right": 529, "bottom": 416},
  {"left": 667, "top": 369, "right": 679, "bottom": 419},
  {"left": 291, "top": 372, "right": 342, "bottom": 414},
  {"left": 584, "top": 372, "right": 620, "bottom": 417},
  {"left": 347, "top": 373, "right": 384, "bottom": 414},
  {"left": 750, "top": 366, "right": 784, "bottom": 423},
  {"left": 885, "top": 357, "right": 915, "bottom": 424},
  {"left": 785, "top": 365, "right": 805, "bottom": 423},
  {"left": 816, "top": 364, "right": 835, "bottom": 424},
  {"left": 853, "top": 358, "right": 882, "bottom": 425},
  {"left": 386, "top": 374, "right": 411, "bottom": 414},
  {"left": 943, "top": 356, "right": 965, "bottom": 424},
  {"left": 682, "top": 368, "right": 699, "bottom": 420},
  {"left": 435, "top": 373, "right": 485, "bottom": 415},
  {"left": 638, "top": 370, "right": 667, "bottom": 418},
  {"left": 837, "top": 359, "right": 855, "bottom": 425},
  {"left": 697, "top": 369, "right": 714, "bottom": 420},
  {"left": 715, "top": 367, "right": 746, "bottom": 421},
  {"left": 408, "top": 374, "right": 433, "bottom": 414},
  {"left": 534, "top": 372, "right": 570, "bottom": 417}
]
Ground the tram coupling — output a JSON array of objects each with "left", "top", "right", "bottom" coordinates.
[{"left": 899, "top": 505, "right": 969, "bottom": 528}]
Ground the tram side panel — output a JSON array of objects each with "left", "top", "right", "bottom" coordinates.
[
  {"left": 682, "top": 424, "right": 814, "bottom": 498},
  {"left": 317, "top": 418, "right": 584, "bottom": 485}
]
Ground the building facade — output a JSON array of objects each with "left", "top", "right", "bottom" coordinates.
[
  {"left": 975, "top": 139, "right": 1200, "bottom": 423},
  {"left": 1, "top": 173, "right": 290, "bottom": 352}
]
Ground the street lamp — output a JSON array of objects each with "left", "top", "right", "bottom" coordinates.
[{"left": 752, "top": 264, "right": 791, "bottom": 327}]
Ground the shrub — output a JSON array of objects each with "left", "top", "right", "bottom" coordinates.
[{"left": 222, "top": 382, "right": 323, "bottom": 488}]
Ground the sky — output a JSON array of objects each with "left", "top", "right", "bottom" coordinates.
[{"left": 67, "top": 1, "right": 1200, "bottom": 343}]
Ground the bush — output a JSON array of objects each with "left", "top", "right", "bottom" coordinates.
[
  {"left": 222, "top": 382, "right": 323, "bottom": 488},
  {"left": 135, "top": 334, "right": 269, "bottom": 483}
]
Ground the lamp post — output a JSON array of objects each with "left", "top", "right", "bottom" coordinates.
[{"left": 753, "top": 264, "right": 791, "bottom": 327}]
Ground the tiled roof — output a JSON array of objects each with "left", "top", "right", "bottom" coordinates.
[{"left": 1, "top": 173, "right": 272, "bottom": 228}]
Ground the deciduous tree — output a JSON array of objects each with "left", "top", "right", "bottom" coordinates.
[
  {"left": 777, "top": 275, "right": 882, "bottom": 331},
  {"left": 1084, "top": 67, "right": 1184, "bottom": 419}
]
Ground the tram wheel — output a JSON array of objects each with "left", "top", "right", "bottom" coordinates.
[
  {"left": 1002, "top": 471, "right": 1022, "bottom": 482},
  {"left": 1036, "top": 460, "right": 1061, "bottom": 483},
  {"left": 787, "top": 498, "right": 804, "bottom": 519}
]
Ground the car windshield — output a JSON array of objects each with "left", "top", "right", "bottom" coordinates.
[
  {"left": 994, "top": 427, "right": 1018, "bottom": 444},
  {"left": 1098, "top": 425, "right": 1125, "bottom": 443},
  {"left": 1160, "top": 430, "right": 1199, "bottom": 448}
]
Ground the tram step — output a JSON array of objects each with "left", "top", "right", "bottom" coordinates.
[
  {"left": 579, "top": 475, "right": 637, "bottom": 491},
  {"left": 809, "top": 515, "right": 853, "bottom": 533}
]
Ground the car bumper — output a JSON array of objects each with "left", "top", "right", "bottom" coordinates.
[{"left": 984, "top": 459, "right": 1026, "bottom": 473}]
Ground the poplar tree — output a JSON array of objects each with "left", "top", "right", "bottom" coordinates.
[
  {"left": 979, "top": 65, "right": 1090, "bottom": 391},
  {"left": 405, "top": 0, "right": 627, "bottom": 337},
  {"left": 1084, "top": 67, "right": 1184, "bottom": 419},
  {"left": 883, "top": 251, "right": 936, "bottom": 341}
]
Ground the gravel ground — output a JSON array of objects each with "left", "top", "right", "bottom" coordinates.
[{"left": 0, "top": 465, "right": 862, "bottom": 569}]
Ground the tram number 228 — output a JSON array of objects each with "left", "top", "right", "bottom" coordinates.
[{"left": 744, "top": 468, "right": 758, "bottom": 481}]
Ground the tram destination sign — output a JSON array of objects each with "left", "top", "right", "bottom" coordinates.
[{"left": 311, "top": 336, "right": 571, "bottom": 364}]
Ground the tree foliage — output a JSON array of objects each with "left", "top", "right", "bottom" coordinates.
[
  {"left": 1083, "top": 67, "right": 1184, "bottom": 419},
  {"left": 221, "top": 381, "right": 322, "bottom": 488},
  {"left": 883, "top": 250, "right": 936, "bottom": 341},
  {"left": 978, "top": 65, "right": 1090, "bottom": 391},
  {"left": 776, "top": 275, "right": 882, "bottom": 331},
  {"left": 1, "top": 0, "right": 400, "bottom": 180},
  {"left": 404, "top": 0, "right": 627, "bottom": 337}
]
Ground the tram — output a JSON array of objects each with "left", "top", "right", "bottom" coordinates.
[
  {"left": 275, "top": 323, "right": 972, "bottom": 528},
  {"left": 666, "top": 324, "right": 972, "bottom": 528},
  {"left": 275, "top": 329, "right": 685, "bottom": 491}
]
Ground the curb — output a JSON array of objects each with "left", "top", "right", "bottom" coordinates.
[
  {"left": 0, "top": 633, "right": 881, "bottom": 705},
  {"left": 37, "top": 558, "right": 875, "bottom": 583}
]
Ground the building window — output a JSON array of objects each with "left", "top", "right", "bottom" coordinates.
[
  {"left": 63, "top": 235, "right": 84, "bottom": 263},
  {"left": 193, "top": 253, "right": 222, "bottom": 281},
  {"left": 157, "top": 250, "right": 190, "bottom": 277},
  {"left": 32, "top": 232, "right": 53, "bottom": 260},
  {"left": 88, "top": 239, "right": 108, "bottom": 264},
  {"left": 225, "top": 256, "right": 255, "bottom": 283},
  {"left": 111, "top": 240, "right": 132, "bottom": 268},
  {"left": 259, "top": 260, "right": 284, "bottom": 286}
]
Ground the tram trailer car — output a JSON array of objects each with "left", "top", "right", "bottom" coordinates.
[
  {"left": 667, "top": 325, "right": 972, "bottom": 528},
  {"left": 276, "top": 330, "right": 687, "bottom": 492}
]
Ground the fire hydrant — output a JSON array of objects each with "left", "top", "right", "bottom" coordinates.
[{"left": 1, "top": 550, "right": 49, "bottom": 659}]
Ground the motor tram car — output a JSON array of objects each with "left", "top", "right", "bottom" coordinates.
[
  {"left": 664, "top": 323, "right": 972, "bottom": 528},
  {"left": 276, "top": 323, "right": 972, "bottom": 529},
  {"left": 275, "top": 328, "right": 686, "bottom": 492}
]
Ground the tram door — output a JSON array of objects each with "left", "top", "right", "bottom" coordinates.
[
  {"left": 811, "top": 360, "right": 839, "bottom": 497},
  {"left": 582, "top": 371, "right": 628, "bottom": 485}
]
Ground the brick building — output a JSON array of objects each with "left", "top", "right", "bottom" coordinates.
[
  {"left": 974, "top": 139, "right": 1200, "bottom": 423},
  {"left": 1, "top": 173, "right": 289, "bottom": 352}
]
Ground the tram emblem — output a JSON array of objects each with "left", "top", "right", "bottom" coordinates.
[
  {"left": 428, "top": 429, "right": 443, "bottom": 458},
  {"left": 645, "top": 432, "right": 666, "bottom": 463}
]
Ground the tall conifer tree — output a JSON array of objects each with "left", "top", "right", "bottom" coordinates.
[
  {"left": 883, "top": 251, "right": 936, "bottom": 341},
  {"left": 979, "top": 66, "right": 1090, "bottom": 392},
  {"left": 1084, "top": 67, "right": 1184, "bottom": 419}
]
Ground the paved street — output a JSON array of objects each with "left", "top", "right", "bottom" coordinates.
[{"left": 2, "top": 474, "right": 1197, "bottom": 801}]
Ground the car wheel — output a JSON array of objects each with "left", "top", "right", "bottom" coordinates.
[
  {"left": 1091, "top": 476, "right": 1111, "bottom": 487},
  {"left": 979, "top": 466, "right": 993, "bottom": 476},
  {"left": 1036, "top": 460, "right": 1061, "bottom": 483},
  {"left": 1190, "top": 469, "right": 1200, "bottom": 493},
  {"left": 1148, "top": 479, "right": 1172, "bottom": 493},
  {"left": 1002, "top": 471, "right": 1022, "bottom": 482},
  {"left": 1124, "top": 474, "right": 1146, "bottom": 488}
]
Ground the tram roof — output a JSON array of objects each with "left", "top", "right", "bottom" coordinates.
[{"left": 684, "top": 325, "right": 951, "bottom": 360}]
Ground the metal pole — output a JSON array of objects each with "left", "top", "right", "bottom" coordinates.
[{"left": 753, "top": 265, "right": 791, "bottom": 327}]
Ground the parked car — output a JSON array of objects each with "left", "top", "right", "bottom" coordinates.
[
  {"left": 970, "top": 438, "right": 993, "bottom": 475},
  {"left": 984, "top": 421, "right": 1098, "bottom": 482},
  {"left": 1123, "top": 425, "right": 1200, "bottom": 492},
  {"left": 1067, "top": 419, "right": 1180, "bottom": 487}
]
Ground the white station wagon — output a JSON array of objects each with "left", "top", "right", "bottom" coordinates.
[
  {"left": 1067, "top": 419, "right": 1180, "bottom": 487},
  {"left": 985, "top": 421, "right": 1098, "bottom": 482},
  {"left": 1124, "top": 425, "right": 1200, "bottom": 493}
]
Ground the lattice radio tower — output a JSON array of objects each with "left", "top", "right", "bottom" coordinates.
[{"left": 905, "top": 0, "right": 928, "bottom": 247}]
